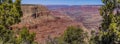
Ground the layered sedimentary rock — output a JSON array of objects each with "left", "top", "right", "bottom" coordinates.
[
  {"left": 12, "top": 4, "right": 86, "bottom": 44},
  {"left": 21, "top": 4, "right": 49, "bottom": 18}
]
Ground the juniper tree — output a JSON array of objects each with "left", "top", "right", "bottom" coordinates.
[
  {"left": 0, "top": 0, "right": 36, "bottom": 44},
  {"left": 16, "top": 27, "right": 37, "bottom": 44},
  {"left": 94, "top": 0, "right": 120, "bottom": 44},
  {"left": 61, "top": 26, "right": 88, "bottom": 44},
  {"left": 0, "top": 0, "right": 20, "bottom": 43},
  {"left": 0, "top": 0, "right": 22, "bottom": 29}
]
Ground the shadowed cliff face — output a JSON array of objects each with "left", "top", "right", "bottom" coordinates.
[{"left": 12, "top": 4, "right": 86, "bottom": 44}]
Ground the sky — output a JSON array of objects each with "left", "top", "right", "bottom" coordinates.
[{"left": 22, "top": 0, "right": 103, "bottom": 5}]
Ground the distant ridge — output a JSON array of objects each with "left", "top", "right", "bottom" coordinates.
[
  {"left": 22, "top": 4, "right": 44, "bottom": 6},
  {"left": 22, "top": 4, "right": 102, "bottom": 6}
]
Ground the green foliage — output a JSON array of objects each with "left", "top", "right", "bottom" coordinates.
[
  {"left": 0, "top": 27, "right": 37, "bottom": 44},
  {"left": 63, "top": 26, "right": 88, "bottom": 44},
  {"left": 0, "top": 25, "right": 15, "bottom": 44},
  {"left": 46, "top": 36, "right": 60, "bottom": 44},
  {"left": 14, "top": 0, "right": 22, "bottom": 16},
  {"left": 0, "top": 0, "right": 22, "bottom": 28},
  {"left": 0, "top": 0, "right": 22, "bottom": 43},
  {"left": 47, "top": 26, "right": 89, "bottom": 44},
  {"left": 16, "top": 27, "right": 37, "bottom": 44},
  {"left": 93, "top": 0, "right": 120, "bottom": 44},
  {"left": 89, "top": 30, "right": 97, "bottom": 44},
  {"left": 0, "top": 0, "right": 37, "bottom": 44}
]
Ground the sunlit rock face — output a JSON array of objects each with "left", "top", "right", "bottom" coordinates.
[{"left": 21, "top": 4, "right": 50, "bottom": 18}]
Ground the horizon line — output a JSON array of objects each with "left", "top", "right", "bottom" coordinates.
[{"left": 21, "top": 4, "right": 103, "bottom": 6}]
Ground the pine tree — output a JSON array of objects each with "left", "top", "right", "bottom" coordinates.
[
  {"left": 0, "top": 0, "right": 37, "bottom": 44},
  {"left": 16, "top": 27, "right": 37, "bottom": 44},
  {"left": 60, "top": 26, "right": 88, "bottom": 44},
  {"left": 0, "top": 0, "right": 1, "bottom": 4},
  {"left": 95, "top": 0, "right": 120, "bottom": 44},
  {"left": 14, "top": 0, "right": 22, "bottom": 16},
  {"left": 0, "top": 0, "right": 15, "bottom": 43},
  {"left": 0, "top": 0, "right": 22, "bottom": 29},
  {"left": 47, "top": 26, "right": 89, "bottom": 44}
]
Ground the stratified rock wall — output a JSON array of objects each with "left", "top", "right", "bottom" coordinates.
[
  {"left": 21, "top": 4, "right": 49, "bottom": 17},
  {"left": 12, "top": 4, "right": 86, "bottom": 44}
]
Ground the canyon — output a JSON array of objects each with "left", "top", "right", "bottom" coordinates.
[{"left": 12, "top": 4, "right": 102, "bottom": 44}]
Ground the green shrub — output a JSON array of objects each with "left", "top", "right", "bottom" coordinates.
[
  {"left": 0, "top": 0, "right": 37, "bottom": 44},
  {"left": 16, "top": 27, "right": 37, "bottom": 44},
  {"left": 47, "top": 26, "right": 89, "bottom": 44},
  {"left": 93, "top": 0, "right": 120, "bottom": 44}
]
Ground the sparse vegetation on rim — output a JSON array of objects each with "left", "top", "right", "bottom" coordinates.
[
  {"left": 0, "top": 0, "right": 37, "bottom": 44},
  {"left": 0, "top": 0, "right": 120, "bottom": 44}
]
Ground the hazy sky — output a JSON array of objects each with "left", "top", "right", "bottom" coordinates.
[{"left": 22, "top": 0, "right": 103, "bottom": 5}]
